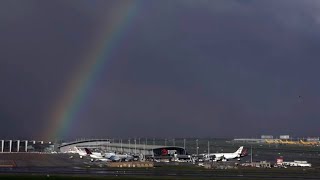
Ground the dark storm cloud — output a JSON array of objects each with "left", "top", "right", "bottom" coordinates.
[{"left": 1, "top": 0, "right": 320, "bottom": 139}]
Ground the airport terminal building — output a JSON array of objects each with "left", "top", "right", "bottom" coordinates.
[
  {"left": 0, "top": 140, "right": 54, "bottom": 153},
  {"left": 58, "top": 139, "right": 186, "bottom": 156}
]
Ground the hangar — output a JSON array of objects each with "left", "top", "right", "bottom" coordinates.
[{"left": 58, "top": 139, "right": 186, "bottom": 156}]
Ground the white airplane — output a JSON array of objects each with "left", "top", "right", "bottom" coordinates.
[
  {"left": 105, "top": 153, "right": 133, "bottom": 162},
  {"left": 204, "top": 146, "right": 244, "bottom": 161},
  {"left": 84, "top": 148, "right": 111, "bottom": 162},
  {"left": 84, "top": 148, "right": 133, "bottom": 162}
]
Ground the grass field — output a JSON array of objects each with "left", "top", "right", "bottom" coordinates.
[{"left": 1, "top": 167, "right": 320, "bottom": 180}]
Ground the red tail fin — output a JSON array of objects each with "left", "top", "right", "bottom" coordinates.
[
  {"left": 84, "top": 148, "right": 92, "bottom": 155},
  {"left": 241, "top": 149, "right": 248, "bottom": 156}
]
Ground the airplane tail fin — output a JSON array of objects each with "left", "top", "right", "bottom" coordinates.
[
  {"left": 235, "top": 146, "right": 244, "bottom": 155},
  {"left": 241, "top": 148, "right": 248, "bottom": 157},
  {"left": 74, "top": 146, "right": 80, "bottom": 153},
  {"left": 84, "top": 148, "right": 92, "bottom": 155},
  {"left": 300, "top": 140, "right": 306, "bottom": 144}
]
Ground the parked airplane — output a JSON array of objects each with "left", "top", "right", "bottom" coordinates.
[
  {"left": 84, "top": 148, "right": 110, "bottom": 162},
  {"left": 279, "top": 140, "right": 293, "bottom": 145},
  {"left": 299, "top": 140, "right": 319, "bottom": 146},
  {"left": 205, "top": 146, "right": 244, "bottom": 161},
  {"left": 84, "top": 148, "right": 133, "bottom": 162},
  {"left": 265, "top": 139, "right": 279, "bottom": 144},
  {"left": 105, "top": 152, "right": 133, "bottom": 162}
]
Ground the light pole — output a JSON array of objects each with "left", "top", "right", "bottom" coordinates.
[
  {"left": 128, "top": 139, "right": 131, "bottom": 153},
  {"left": 118, "top": 139, "right": 120, "bottom": 152},
  {"left": 251, "top": 145, "right": 253, "bottom": 163},
  {"left": 153, "top": 138, "right": 155, "bottom": 146},
  {"left": 134, "top": 139, "right": 137, "bottom": 154},
  {"left": 207, "top": 140, "right": 210, "bottom": 157},
  {"left": 120, "top": 139, "right": 123, "bottom": 153},
  {"left": 196, "top": 139, "right": 199, "bottom": 156},
  {"left": 183, "top": 139, "right": 186, "bottom": 154}
]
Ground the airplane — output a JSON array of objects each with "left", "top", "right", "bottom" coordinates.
[
  {"left": 299, "top": 140, "right": 319, "bottom": 146},
  {"left": 84, "top": 148, "right": 133, "bottom": 162},
  {"left": 272, "top": 139, "right": 281, "bottom": 144},
  {"left": 204, "top": 146, "right": 244, "bottom": 162},
  {"left": 105, "top": 152, "right": 133, "bottom": 162},
  {"left": 279, "top": 139, "right": 299, "bottom": 145},
  {"left": 84, "top": 148, "right": 111, "bottom": 162},
  {"left": 265, "top": 139, "right": 279, "bottom": 144}
]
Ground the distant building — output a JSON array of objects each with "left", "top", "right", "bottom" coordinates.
[
  {"left": 58, "top": 139, "right": 186, "bottom": 156},
  {"left": 279, "top": 135, "right": 290, "bottom": 140},
  {"left": 0, "top": 140, "right": 52, "bottom": 153},
  {"left": 261, "top": 135, "right": 273, "bottom": 139},
  {"left": 306, "top": 137, "right": 319, "bottom": 142}
]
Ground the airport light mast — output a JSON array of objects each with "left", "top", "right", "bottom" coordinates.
[
  {"left": 134, "top": 139, "right": 137, "bottom": 154},
  {"left": 120, "top": 139, "right": 123, "bottom": 153},
  {"left": 250, "top": 146, "right": 253, "bottom": 163},
  {"left": 207, "top": 141, "right": 210, "bottom": 158},
  {"left": 196, "top": 139, "right": 199, "bottom": 156},
  {"left": 128, "top": 139, "right": 131, "bottom": 154}
]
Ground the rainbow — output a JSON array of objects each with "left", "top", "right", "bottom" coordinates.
[{"left": 44, "top": 2, "right": 140, "bottom": 140}]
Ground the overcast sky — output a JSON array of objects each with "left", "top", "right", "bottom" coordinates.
[{"left": 1, "top": 0, "right": 320, "bottom": 140}]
